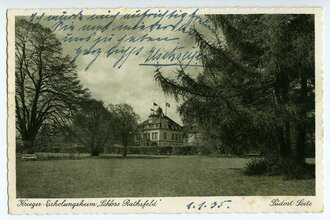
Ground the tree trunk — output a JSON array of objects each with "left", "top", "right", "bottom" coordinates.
[
  {"left": 91, "top": 149, "right": 100, "bottom": 156},
  {"left": 122, "top": 134, "right": 129, "bottom": 157},
  {"left": 277, "top": 125, "right": 291, "bottom": 158},
  {"left": 295, "top": 71, "right": 308, "bottom": 163},
  {"left": 295, "top": 123, "right": 306, "bottom": 162},
  {"left": 22, "top": 132, "right": 37, "bottom": 154},
  {"left": 274, "top": 69, "right": 292, "bottom": 159},
  {"left": 123, "top": 144, "right": 127, "bottom": 157},
  {"left": 90, "top": 141, "right": 101, "bottom": 156}
]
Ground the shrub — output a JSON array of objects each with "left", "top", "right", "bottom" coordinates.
[
  {"left": 143, "top": 147, "right": 160, "bottom": 155},
  {"left": 37, "top": 147, "right": 88, "bottom": 153},
  {"left": 172, "top": 146, "right": 193, "bottom": 155},
  {"left": 105, "top": 145, "right": 205, "bottom": 155},
  {"left": 128, "top": 147, "right": 141, "bottom": 154},
  {"left": 105, "top": 146, "right": 121, "bottom": 154},
  {"left": 243, "top": 158, "right": 268, "bottom": 175},
  {"left": 243, "top": 155, "right": 315, "bottom": 179},
  {"left": 199, "top": 146, "right": 215, "bottom": 155},
  {"left": 281, "top": 160, "right": 315, "bottom": 179},
  {"left": 159, "top": 146, "right": 173, "bottom": 155}
]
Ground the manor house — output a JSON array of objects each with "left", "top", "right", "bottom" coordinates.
[{"left": 135, "top": 107, "right": 183, "bottom": 146}]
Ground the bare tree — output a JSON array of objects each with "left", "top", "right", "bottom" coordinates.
[{"left": 15, "top": 19, "right": 88, "bottom": 153}]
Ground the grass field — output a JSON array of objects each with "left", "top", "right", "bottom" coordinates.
[{"left": 16, "top": 156, "right": 315, "bottom": 198}]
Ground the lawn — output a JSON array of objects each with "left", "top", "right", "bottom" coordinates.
[{"left": 16, "top": 156, "right": 315, "bottom": 198}]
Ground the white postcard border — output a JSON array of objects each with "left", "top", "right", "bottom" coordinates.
[{"left": 7, "top": 7, "right": 324, "bottom": 214}]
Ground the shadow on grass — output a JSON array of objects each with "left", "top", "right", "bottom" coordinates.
[
  {"left": 202, "top": 154, "right": 263, "bottom": 159},
  {"left": 96, "top": 155, "right": 170, "bottom": 160},
  {"left": 17, "top": 153, "right": 170, "bottom": 161}
]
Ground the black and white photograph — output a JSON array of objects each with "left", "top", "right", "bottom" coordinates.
[{"left": 6, "top": 7, "right": 323, "bottom": 214}]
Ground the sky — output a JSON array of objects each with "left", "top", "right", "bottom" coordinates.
[{"left": 30, "top": 9, "right": 214, "bottom": 125}]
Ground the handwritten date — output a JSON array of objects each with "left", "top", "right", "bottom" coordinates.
[{"left": 186, "top": 200, "right": 232, "bottom": 210}]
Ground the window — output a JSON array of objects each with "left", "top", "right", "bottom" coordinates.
[
  {"left": 152, "top": 132, "right": 158, "bottom": 140},
  {"left": 172, "top": 133, "right": 175, "bottom": 140},
  {"left": 164, "top": 132, "right": 167, "bottom": 140}
]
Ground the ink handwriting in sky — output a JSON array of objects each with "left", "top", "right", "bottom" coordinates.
[{"left": 29, "top": 9, "right": 214, "bottom": 71}]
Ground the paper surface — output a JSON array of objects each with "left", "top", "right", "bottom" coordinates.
[{"left": 7, "top": 7, "right": 323, "bottom": 214}]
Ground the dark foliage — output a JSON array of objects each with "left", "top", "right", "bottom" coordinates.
[
  {"left": 72, "top": 99, "right": 114, "bottom": 156},
  {"left": 109, "top": 104, "right": 139, "bottom": 157},
  {"left": 105, "top": 145, "right": 204, "bottom": 156},
  {"left": 281, "top": 160, "right": 315, "bottom": 180},
  {"left": 244, "top": 156, "right": 315, "bottom": 179},
  {"left": 243, "top": 159, "right": 268, "bottom": 175},
  {"left": 154, "top": 14, "right": 315, "bottom": 178}
]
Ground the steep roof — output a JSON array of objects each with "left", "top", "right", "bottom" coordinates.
[
  {"left": 138, "top": 115, "right": 182, "bottom": 128},
  {"left": 139, "top": 106, "right": 182, "bottom": 127},
  {"left": 163, "top": 116, "right": 182, "bottom": 128}
]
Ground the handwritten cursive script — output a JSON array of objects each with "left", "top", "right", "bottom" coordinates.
[{"left": 29, "top": 9, "right": 213, "bottom": 71}]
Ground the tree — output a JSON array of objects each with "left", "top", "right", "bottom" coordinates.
[
  {"left": 15, "top": 19, "right": 88, "bottom": 153},
  {"left": 154, "top": 15, "right": 314, "bottom": 165},
  {"left": 73, "top": 99, "right": 114, "bottom": 156},
  {"left": 110, "top": 104, "right": 139, "bottom": 157}
]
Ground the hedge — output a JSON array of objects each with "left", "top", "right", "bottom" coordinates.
[
  {"left": 30, "top": 145, "right": 260, "bottom": 156},
  {"left": 37, "top": 147, "right": 88, "bottom": 153},
  {"left": 104, "top": 145, "right": 206, "bottom": 155}
]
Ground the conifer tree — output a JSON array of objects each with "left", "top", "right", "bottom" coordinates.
[{"left": 155, "top": 14, "right": 314, "bottom": 164}]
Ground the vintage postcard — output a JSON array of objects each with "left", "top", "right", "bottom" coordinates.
[{"left": 7, "top": 7, "right": 323, "bottom": 214}]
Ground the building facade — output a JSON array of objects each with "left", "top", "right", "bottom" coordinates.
[{"left": 135, "top": 107, "right": 183, "bottom": 146}]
